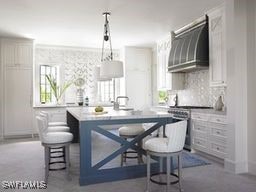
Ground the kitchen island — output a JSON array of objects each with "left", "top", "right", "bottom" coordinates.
[{"left": 66, "top": 107, "right": 175, "bottom": 186}]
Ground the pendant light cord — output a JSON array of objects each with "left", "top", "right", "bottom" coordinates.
[{"left": 101, "top": 12, "right": 113, "bottom": 62}]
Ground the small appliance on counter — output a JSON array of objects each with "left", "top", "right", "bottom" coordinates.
[{"left": 168, "top": 94, "right": 178, "bottom": 107}]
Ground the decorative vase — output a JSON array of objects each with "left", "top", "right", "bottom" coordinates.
[
  {"left": 77, "top": 88, "right": 84, "bottom": 106},
  {"left": 214, "top": 96, "right": 224, "bottom": 111}
]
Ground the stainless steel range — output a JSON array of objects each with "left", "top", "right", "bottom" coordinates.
[{"left": 168, "top": 106, "right": 212, "bottom": 151}]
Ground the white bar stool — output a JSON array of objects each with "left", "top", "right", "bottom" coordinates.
[
  {"left": 36, "top": 116, "right": 73, "bottom": 183},
  {"left": 144, "top": 120, "right": 187, "bottom": 192},
  {"left": 118, "top": 125, "right": 145, "bottom": 166},
  {"left": 39, "top": 112, "right": 70, "bottom": 132},
  {"left": 39, "top": 112, "right": 71, "bottom": 161},
  {"left": 40, "top": 111, "right": 68, "bottom": 127}
]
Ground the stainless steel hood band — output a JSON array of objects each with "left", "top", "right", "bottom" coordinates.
[{"left": 174, "top": 15, "right": 208, "bottom": 37}]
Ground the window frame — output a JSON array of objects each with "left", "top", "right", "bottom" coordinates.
[{"left": 39, "top": 65, "right": 57, "bottom": 104}]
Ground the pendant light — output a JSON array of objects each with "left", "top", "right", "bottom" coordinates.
[{"left": 99, "top": 12, "right": 123, "bottom": 79}]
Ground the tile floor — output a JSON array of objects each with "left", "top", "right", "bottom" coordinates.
[{"left": 0, "top": 137, "right": 256, "bottom": 192}]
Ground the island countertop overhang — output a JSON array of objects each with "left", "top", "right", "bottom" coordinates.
[{"left": 66, "top": 107, "right": 173, "bottom": 122}]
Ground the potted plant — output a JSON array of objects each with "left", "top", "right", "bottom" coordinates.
[{"left": 46, "top": 75, "right": 73, "bottom": 105}]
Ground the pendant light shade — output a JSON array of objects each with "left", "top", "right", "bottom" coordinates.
[
  {"left": 100, "top": 60, "right": 123, "bottom": 79},
  {"left": 98, "top": 12, "right": 124, "bottom": 80},
  {"left": 95, "top": 66, "right": 112, "bottom": 81}
]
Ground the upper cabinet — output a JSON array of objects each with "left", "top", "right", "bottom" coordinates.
[
  {"left": 208, "top": 6, "right": 227, "bottom": 87},
  {"left": 157, "top": 37, "right": 184, "bottom": 90},
  {"left": 1, "top": 38, "right": 33, "bottom": 69}
]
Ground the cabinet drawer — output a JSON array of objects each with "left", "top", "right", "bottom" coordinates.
[
  {"left": 192, "top": 137, "right": 208, "bottom": 153},
  {"left": 193, "top": 121, "right": 207, "bottom": 133},
  {"left": 191, "top": 113, "right": 209, "bottom": 121},
  {"left": 209, "top": 115, "right": 227, "bottom": 124},
  {"left": 209, "top": 142, "right": 226, "bottom": 159},
  {"left": 210, "top": 127, "right": 227, "bottom": 137}
]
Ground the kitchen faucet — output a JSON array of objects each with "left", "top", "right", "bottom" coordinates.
[{"left": 113, "top": 96, "right": 129, "bottom": 110}]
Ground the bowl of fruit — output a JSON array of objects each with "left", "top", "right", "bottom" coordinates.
[{"left": 93, "top": 106, "right": 107, "bottom": 115}]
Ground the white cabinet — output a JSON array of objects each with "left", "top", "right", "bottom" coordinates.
[
  {"left": 1, "top": 39, "right": 33, "bottom": 68},
  {"left": 157, "top": 37, "right": 184, "bottom": 90},
  {"left": 208, "top": 6, "right": 227, "bottom": 87},
  {"left": 122, "top": 47, "right": 152, "bottom": 110},
  {"left": 191, "top": 112, "right": 227, "bottom": 159},
  {"left": 0, "top": 38, "right": 34, "bottom": 137}
]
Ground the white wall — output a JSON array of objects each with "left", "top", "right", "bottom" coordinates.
[
  {"left": 224, "top": 0, "right": 256, "bottom": 174},
  {"left": 247, "top": 0, "right": 256, "bottom": 175},
  {"left": 0, "top": 40, "right": 3, "bottom": 140}
]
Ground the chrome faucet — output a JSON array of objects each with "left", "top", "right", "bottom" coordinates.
[{"left": 113, "top": 96, "right": 129, "bottom": 110}]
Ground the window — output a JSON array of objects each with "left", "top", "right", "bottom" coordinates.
[
  {"left": 40, "top": 65, "right": 57, "bottom": 104},
  {"left": 98, "top": 80, "right": 114, "bottom": 103},
  {"left": 158, "top": 90, "right": 168, "bottom": 104}
]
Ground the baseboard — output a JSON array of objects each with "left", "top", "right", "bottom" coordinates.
[
  {"left": 191, "top": 150, "right": 224, "bottom": 165},
  {"left": 3, "top": 134, "right": 38, "bottom": 139},
  {"left": 224, "top": 159, "right": 248, "bottom": 173},
  {"left": 248, "top": 161, "right": 256, "bottom": 175}
]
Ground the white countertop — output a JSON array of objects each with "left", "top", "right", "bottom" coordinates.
[{"left": 67, "top": 107, "right": 172, "bottom": 121}]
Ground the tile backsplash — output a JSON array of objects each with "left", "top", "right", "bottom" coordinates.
[{"left": 168, "top": 70, "right": 226, "bottom": 107}]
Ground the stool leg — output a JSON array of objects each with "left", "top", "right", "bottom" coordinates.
[
  {"left": 138, "top": 140, "right": 144, "bottom": 164},
  {"left": 65, "top": 145, "right": 71, "bottom": 180},
  {"left": 159, "top": 157, "right": 163, "bottom": 183},
  {"left": 121, "top": 152, "right": 124, "bottom": 167},
  {"left": 44, "top": 146, "right": 50, "bottom": 183},
  {"left": 166, "top": 156, "right": 170, "bottom": 192},
  {"left": 178, "top": 154, "right": 182, "bottom": 192},
  {"left": 146, "top": 153, "right": 150, "bottom": 192},
  {"left": 124, "top": 138, "right": 127, "bottom": 163}
]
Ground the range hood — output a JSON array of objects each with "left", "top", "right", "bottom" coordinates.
[{"left": 168, "top": 15, "right": 209, "bottom": 73}]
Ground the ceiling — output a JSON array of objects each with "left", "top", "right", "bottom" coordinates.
[{"left": 0, "top": 0, "right": 224, "bottom": 48}]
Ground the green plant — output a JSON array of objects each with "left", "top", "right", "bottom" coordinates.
[
  {"left": 158, "top": 90, "right": 168, "bottom": 103},
  {"left": 46, "top": 75, "right": 73, "bottom": 104}
]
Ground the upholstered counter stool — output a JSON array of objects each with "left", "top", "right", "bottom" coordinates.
[
  {"left": 118, "top": 125, "right": 145, "bottom": 166},
  {"left": 40, "top": 111, "right": 68, "bottom": 127},
  {"left": 39, "top": 112, "right": 71, "bottom": 162},
  {"left": 144, "top": 120, "right": 187, "bottom": 192},
  {"left": 36, "top": 116, "right": 73, "bottom": 183},
  {"left": 39, "top": 112, "right": 70, "bottom": 132}
]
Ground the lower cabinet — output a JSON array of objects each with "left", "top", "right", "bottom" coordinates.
[
  {"left": 191, "top": 112, "right": 227, "bottom": 159},
  {"left": 4, "top": 68, "right": 34, "bottom": 136}
]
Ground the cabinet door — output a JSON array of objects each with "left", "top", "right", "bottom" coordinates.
[
  {"left": 16, "top": 43, "right": 33, "bottom": 68},
  {"left": 209, "top": 7, "right": 226, "bottom": 87},
  {"left": 4, "top": 68, "right": 33, "bottom": 136},
  {"left": 2, "top": 42, "right": 17, "bottom": 67},
  {"left": 1, "top": 40, "right": 33, "bottom": 68},
  {"left": 124, "top": 47, "right": 152, "bottom": 110}
]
